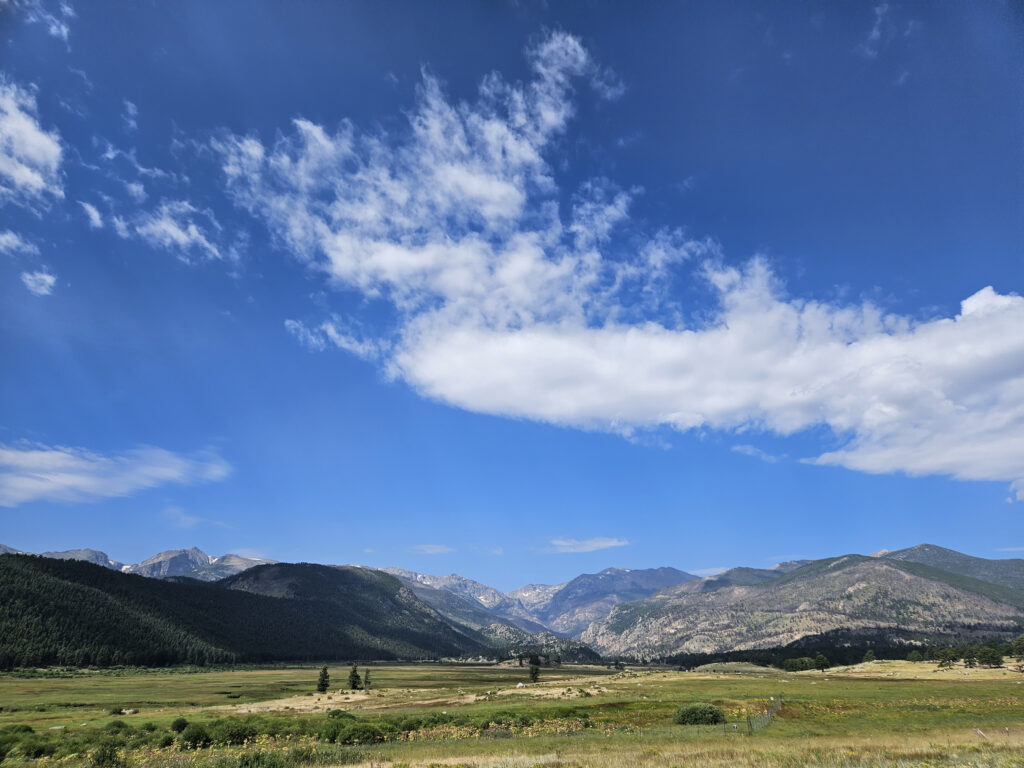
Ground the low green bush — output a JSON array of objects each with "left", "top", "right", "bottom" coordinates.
[
  {"left": 673, "top": 702, "right": 726, "bottom": 725},
  {"left": 90, "top": 741, "right": 122, "bottom": 768},
  {"left": 210, "top": 717, "right": 258, "bottom": 745},
  {"left": 179, "top": 723, "right": 212, "bottom": 749},
  {"left": 170, "top": 717, "right": 189, "bottom": 733},
  {"left": 337, "top": 722, "right": 384, "bottom": 745}
]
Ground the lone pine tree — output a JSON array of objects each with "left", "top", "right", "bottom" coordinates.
[
  {"left": 347, "top": 664, "right": 362, "bottom": 690},
  {"left": 317, "top": 665, "right": 330, "bottom": 693}
]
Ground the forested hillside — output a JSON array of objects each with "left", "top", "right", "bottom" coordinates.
[{"left": 0, "top": 555, "right": 484, "bottom": 668}]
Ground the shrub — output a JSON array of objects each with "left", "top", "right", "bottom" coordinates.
[
  {"left": 108, "top": 706, "right": 123, "bottom": 716},
  {"left": 327, "top": 710, "right": 355, "bottom": 721},
  {"left": 0, "top": 725, "right": 33, "bottom": 734},
  {"left": 210, "top": 717, "right": 257, "bottom": 745},
  {"left": 673, "top": 703, "right": 726, "bottom": 725},
  {"left": 157, "top": 734, "right": 174, "bottom": 748},
  {"left": 13, "top": 735, "right": 57, "bottom": 759},
  {"left": 179, "top": 723, "right": 211, "bottom": 750},
  {"left": 337, "top": 722, "right": 384, "bottom": 745},
  {"left": 91, "top": 741, "right": 122, "bottom": 768},
  {"left": 237, "top": 751, "right": 289, "bottom": 768},
  {"left": 170, "top": 717, "right": 189, "bottom": 733},
  {"left": 104, "top": 720, "right": 130, "bottom": 733},
  {"left": 319, "top": 718, "right": 347, "bottom": 743}
]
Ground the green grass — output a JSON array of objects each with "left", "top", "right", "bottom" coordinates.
[{"left": 1, "top": 663, "right": 1023, "bottom": 767}]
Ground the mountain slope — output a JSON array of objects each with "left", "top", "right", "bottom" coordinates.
[
  {"left": 0, "top": 555, "right": 484, "bottom": 668},
  {"left": 220, "top": 562, "right": 485, "bottom": 656},
  {"left": 537, "top": 567, "right": 698, "bottom": 636},
  {"left": 882, "top": 544, "right": 1024, "bottom": 592},
  {"left": 478, "top": 624, "right": 601, "bottom": 663},
  {"left": 382, "top": 568, "right": 548, "bottom": 632},
  {"left": 581, "top": 556, "right": 1024, "bottom": 658},
  {"left": 40, "top": 549, "right": 123, "bottom": 570},
  {"left": 124, "top": 547, "right": 273, "bottom": 580}
]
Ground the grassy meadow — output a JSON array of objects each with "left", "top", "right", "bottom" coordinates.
[{"left": 2, "top": 661, "right": 1024, "bottom": 767}]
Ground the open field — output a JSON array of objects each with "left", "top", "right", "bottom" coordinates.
[{"left": 2, "top": 661, "right": 1024, "bottom": 767}]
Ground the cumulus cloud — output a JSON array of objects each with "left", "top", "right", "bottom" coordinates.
[
  {"left": 0, "top": 230, "right": 39, "bottom": 254},
  {"left": 214, "top": 31, "right": 1024, "bottom": 499},
  {"left": 550, "top": 537, "right": 629, "bottom": 553},
  {"left": 79, "top": 199, "right": 102, "bottom": 228},
  {"left": 20, "top": 267, "right": 55, "bottom": 295},
  {"left": 0, "top": 78, "right": 63, "bottom": 207},
  {"left": 0, "top": 442, "right": 231, "bottom": 507}
]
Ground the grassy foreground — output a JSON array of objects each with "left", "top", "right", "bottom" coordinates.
[{"left": 2, "top": 661, "right": 1024, "bottom": 767}]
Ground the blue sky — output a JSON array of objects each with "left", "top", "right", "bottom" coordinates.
[{"left": 1, "top": 0, "right": 1021, "bottom": 590}]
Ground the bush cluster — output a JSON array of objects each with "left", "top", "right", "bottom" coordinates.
[{"left": 673, "top": 703, "right": 726, "bottom": 725}]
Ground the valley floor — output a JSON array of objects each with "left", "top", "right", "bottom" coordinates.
[{"left": 2, "top": 661, "right": 1024, "bottom": 767}]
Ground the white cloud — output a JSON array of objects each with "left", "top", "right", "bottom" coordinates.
[
  {"left": 125, "top": 181, "right": 146, "bottom": 202},
  {"left": 550, "top": 537, "right": 629, "bottom": 553},
  {"left": 163, "top": 506, "right": 201, "bottom": 529},
  {"left": 16, "top": 0, "right": 74, "bottom": 42},
  {"left": 132, "top": 200, "right": 225, "bottom": 263},
  {"left": 0, "top": 442, "right": 231, "bottom": 507},
  {"left": 215, "top": 32, "right": 1024, "bottom": 500},
  {"left": 413, "top": 544, "right": 454, "bottom": 555},
  {"left": 857, "top": 4, "right": 890, "bottom": 60},
  {"left": 0, "top": 78, "right": 63, "bottom": 207},
  {"left": 78, "top": 199, "right": 102, "bottom": 228},
  {"left": 285, "top": 318, "right": 386, "bottom": 359},
  {"left": 732, "top": 444, "right": 784, "bottom": 464},
  {"left": 20, "top": 267, "right": 55, "bottom": 295},
  {"left": 122, "top": 99, "right": 138, "bottom": 131},
  {"left": 163, "top": 506, "right": 228, "bottom": 530},
  {"left": 0, "top": 229, "right": 39, "bottom": 254}
]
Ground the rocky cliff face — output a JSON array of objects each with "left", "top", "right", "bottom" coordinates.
[{"left": 581, "top": 556, "right": 1024, "bottom": 658}]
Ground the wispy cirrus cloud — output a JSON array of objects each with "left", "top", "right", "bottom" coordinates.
[
  {"left": 857, "top": 4, "right": 890, "bottom": 59},
  {"left": 550, "top": 537, "right": 629, "bottom": 553},
  {"left": 14, "top": 0, "right": 75, "bottom": 43},
  {"left": 127, "top": 200, "right": 226, "bottom": 263},
  {"left": 413, "top": 544, "right": 454, "bottom": 555},
  {"left": 732, "top": 444, "right": 785, "bottom": 464},
  {"left": 0, "top": 442, "right": 231, "bottom": 507},
  {"left": 163, "top": 506, "right": 229, "bottom": 530},
  {"left": 213, "top": 31, "right": 1024, "bottom": 501},
  {"left": 0, "top": 230, "right": 39, "bottom": 254},
  {"left": 78, "top": 200, "right": 102, "bottom": 228}
]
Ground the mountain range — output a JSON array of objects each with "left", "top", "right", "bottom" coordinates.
[
  {"left": 0, "top": 544, "right": 274, "bottom": 581},
  {"left": 2, "top": 542, "right": 1023, "bottom": 667}
]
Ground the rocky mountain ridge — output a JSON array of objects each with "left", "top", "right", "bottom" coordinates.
[{"left": 0, "top": 544, "right": 273, "bottom": 581}]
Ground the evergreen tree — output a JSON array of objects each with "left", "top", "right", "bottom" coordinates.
[
  {"left": 813, "top": 653, "right": 829, "bottom": 672},
  {"left": 347, "top": 664, "right": 362, "bottom": 690},
  {"left": 317, "top": 665, "right": 330, "bottom": 693},
  {"left": 529, "top": 664, "right": 540, "bottom": 683},
  {"left": 363, "top": 669, "right": 371, "bottom": 690},
  {"left": 862, "top": 650, "right": 876, "bottom": 663}
]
